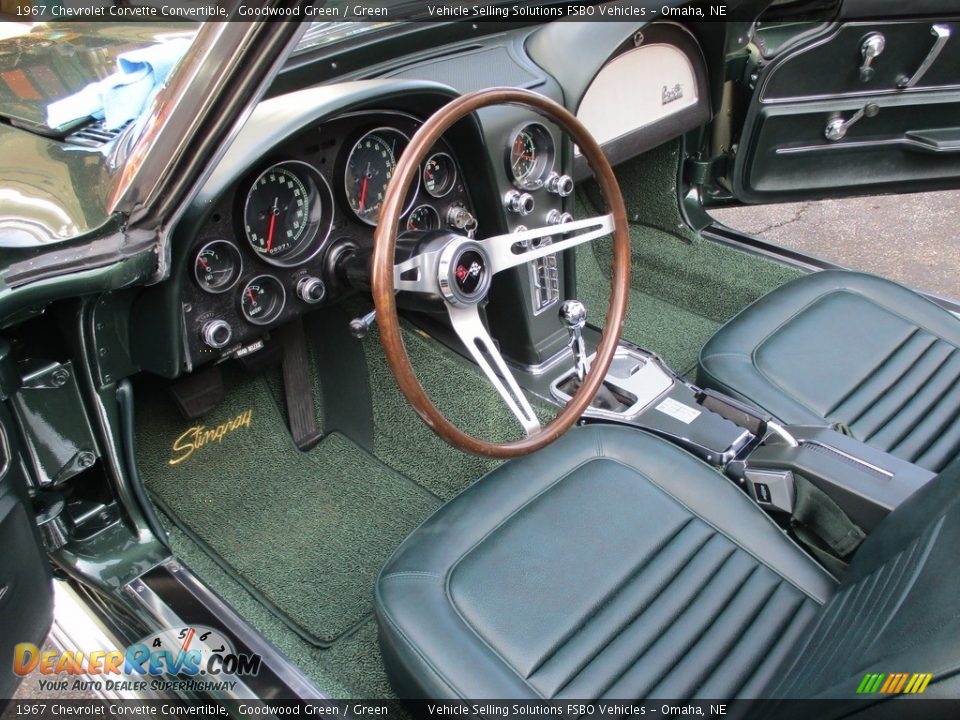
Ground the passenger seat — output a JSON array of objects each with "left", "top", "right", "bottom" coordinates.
[{"left": 698, "top": 270, "right": 960, "bottom": 473}]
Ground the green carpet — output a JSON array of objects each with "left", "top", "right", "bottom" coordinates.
[
  {"left": 135, "top": 367, "right": 439, "bottom": 647},
  {"left": 576, "top": 142, "right": 804, "bottom": 375},
  {"left": 161, "top": 521, "right": 394, "bottom": 698},
  {"left": 361, "top": 322, "right": 549, "bottom": 499}
]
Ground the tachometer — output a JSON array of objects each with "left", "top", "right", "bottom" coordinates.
[
  {"left": 243, "top": 161, "right": 330, "bottom": 266},
  {"left": 344, "top": 128, "right": 417, "bottom": 226},
  {"left": 507, "top": 123, "right": 555, "bottom": 190},
  {"left": 240, "top": 275, "right": 285, "bottom": 326}
]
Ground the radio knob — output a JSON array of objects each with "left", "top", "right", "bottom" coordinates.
[
  {"left": 297, "top": 276, "right": 326, "bottom": 304},
  {"left": 201, "top": 320, "right": 232, "bottom": 349}
]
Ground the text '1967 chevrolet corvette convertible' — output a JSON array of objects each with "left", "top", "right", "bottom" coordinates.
[{"left": 0, "top": 2, "right": 959, "bottom": 718}]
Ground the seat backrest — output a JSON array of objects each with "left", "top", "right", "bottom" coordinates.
[{"left": 762, "top": 456, "right": 960, "bottom": 701}]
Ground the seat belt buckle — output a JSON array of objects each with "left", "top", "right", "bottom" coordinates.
[{"left": 744, "top": 468, "right": 796, "bottom": 514}]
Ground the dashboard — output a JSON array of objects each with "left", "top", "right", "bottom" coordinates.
[
  {"left": 180, "top": 110, "right": 477, "bottom": 361},
  {"left": 129, "top": 20, "right": 712, "bottom": 378}
]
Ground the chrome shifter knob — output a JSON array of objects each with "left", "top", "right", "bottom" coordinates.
[{"left": 560, "top": 300, "right": 589, "bottom": 382}]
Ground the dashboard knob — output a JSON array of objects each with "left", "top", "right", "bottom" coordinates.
[
  {"left": 297, "top": 276, "right": 326, "bottom": 304},
  {"left": 547, "top": 210, "right": 575, "bottom": 226},
  {"left": 504, "top": 190, "right": 535, "bottom": 216},
  {"left": 545, "top": 173, "right": 574, "bottom": 197},
  {"left": 201, "top": 320, "right": 232, "bottom": 349}
]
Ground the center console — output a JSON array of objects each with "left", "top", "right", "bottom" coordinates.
[{"left": 517, "top": 299, "right": 938, "bottom": 534}]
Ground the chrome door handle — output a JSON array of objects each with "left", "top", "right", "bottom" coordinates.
[
  {"left": 859, "top": 32, "right": 886, "bottom": 82},
  {"left": 897, "top": 24, "right": 951, "bottom": 89},
  {"left": 825, "top": 103, "right": 880, "bottom": 141}
]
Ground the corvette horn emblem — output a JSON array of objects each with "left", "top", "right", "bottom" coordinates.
[{"left": 454, "top": 251, "right": 485, "bottom": 295}]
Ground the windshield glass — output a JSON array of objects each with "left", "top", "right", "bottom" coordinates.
[
  {"left": 0, "top": 22, "right": 196, "bottom": 132},
  {"left": 294, "top": 20, "right": 397, "bottom": 54}
]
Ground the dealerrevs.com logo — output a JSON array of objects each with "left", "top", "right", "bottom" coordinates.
[{"left": 13, "top": 625, "right": 261, "bottom": 694}]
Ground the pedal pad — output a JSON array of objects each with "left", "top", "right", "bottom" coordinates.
[
  {"left": 169, "top": 365, "right": 225, "bottom": 419},
  {"left": 280, "top": 318, "right": 323, "bottom": 451}
]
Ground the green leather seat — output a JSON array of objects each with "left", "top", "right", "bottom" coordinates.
[
  {"left": 698, "top": 270, "right": 960, "bottom": 472},
  {"left": 374, "top": 424, "right": 960, "bottom": 700}
]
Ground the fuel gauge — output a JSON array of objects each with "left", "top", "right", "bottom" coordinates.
[
  {"left": 240, "top": 275, "right": 285, "bottom": 326},
  {"left": 194, "top": 240, "right": 242, "bottom": 294},
  {"left": 406, "top": 204, "right": 440, "bottom": 231}
]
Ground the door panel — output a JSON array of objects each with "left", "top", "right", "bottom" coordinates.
[
  {"left": 732, "top": 17, "right": 960, "bottom": 203},
  {"left": 0, "top": 401, "right": 54, "bottom": 699}
]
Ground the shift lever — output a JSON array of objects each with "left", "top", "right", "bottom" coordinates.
[{"left": 560, "top": 300, "right": 589, "bottom": 382}]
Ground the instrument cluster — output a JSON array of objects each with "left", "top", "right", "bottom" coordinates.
[{"left": 181, "top": 110, "right": 476, "bottom": 366}]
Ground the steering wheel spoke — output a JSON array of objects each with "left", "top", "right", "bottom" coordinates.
[
  {"left": 482, "top": 214, "right": 614, "bottom": 275},
  {"left": 447, "top": 304, "right": 541, "bottom": 436},
  {"left": 393, "top": 250, "right": 442, "bottom": 294}
]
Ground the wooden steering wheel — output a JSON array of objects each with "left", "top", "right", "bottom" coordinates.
[{"left": 371, "top": 87, "right": 630, "bottom": 458}]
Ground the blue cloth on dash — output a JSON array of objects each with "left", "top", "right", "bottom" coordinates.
[{"left": 46, "top": 38, "right": 191, "bottom": 131}]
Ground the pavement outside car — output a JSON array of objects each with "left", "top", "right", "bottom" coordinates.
[
  {"left": 711, "top": 189, "right": 960, "bottom": 302},
  {"left": 12, "top": 642, "right": 100, "bottom": 701}
]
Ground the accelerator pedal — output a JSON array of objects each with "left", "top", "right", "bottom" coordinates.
[{"left": 279, "top": 317, "right": 323, "bottom": 451}]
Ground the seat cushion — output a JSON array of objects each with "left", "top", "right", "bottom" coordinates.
[
  {"left": 698, "top": 270, "right": 960, "bottom": 472},
  {"left": 374, "top": 425, "right": 835, "bottom": 699}
]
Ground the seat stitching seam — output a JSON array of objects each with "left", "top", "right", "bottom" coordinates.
[
  {"left": 648, "top": 562, "right": 762, "bottom": 698},
  {"left": 895, "top": 368, "right": 960, "bottom": 462},
  {"left": 604, "top": 457, "right": 835, "bottom": 601},
  {"left": 732, "top": 594, "right": 811, "bottom": 698},
  {"left": 380, "top": 571, "right": 444, "bottom": 582},
  {"left": 549, "top": 524, "right": 714, "bottom": 698},
  {"left": 747, "top": 289, "right": 850, "bottom": 418},
  {"left": 863, "top": 344, "right": 957, "bottom": 444},
  {"left": 526, "top": 517, "right": 695, "bottom": 679},
  {"left": 715, "top": 589, "right": 807, "bottom": 699},
  {"left": 825, "top": 327, "right": 923, "bottom": 419},
  {"left": 686, "top": 572, "right": 781, "bottom": 697},
  {"left": 596, "top": 544, "right": 738, "bottom": 699},
  {"left": 846, "top": 336, "right": 943, "bottom": 433},
  {"left": 748, "top": 289, "right": 958, "bottom": 423}
]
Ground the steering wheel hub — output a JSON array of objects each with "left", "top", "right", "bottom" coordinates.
[{"left": 438, "top": 240, "right": 492, "bottom": 306}]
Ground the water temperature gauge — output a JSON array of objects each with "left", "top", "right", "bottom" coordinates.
[
  {"left": 193, "top": 240, "right": 242, "bottom": 294},
  {"left": 240, "top": 275, "right": 285, "bottom": 326}
]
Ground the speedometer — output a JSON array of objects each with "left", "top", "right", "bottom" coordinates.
[
  {"left": 243, "top": 161, "right": 331, "bottom": 267},
  {"left": 344, "top": 128, "right": 418, "bottom": 226}
]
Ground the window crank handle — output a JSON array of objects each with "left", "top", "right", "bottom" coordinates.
[{"left": 824, "top": 103, "right": 880, "bottom": 142}]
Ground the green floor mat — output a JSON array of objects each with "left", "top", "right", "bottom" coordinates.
[
  {"left": 135, "top": 368, "right": 439, "bottom": 647},
  {"left": 161, "top": 522, "right": 394, "bottom": 698}
]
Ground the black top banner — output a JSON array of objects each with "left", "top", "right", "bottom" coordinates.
[{"left": 0, "top": 1, "right": 829, "bottom": 23}]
